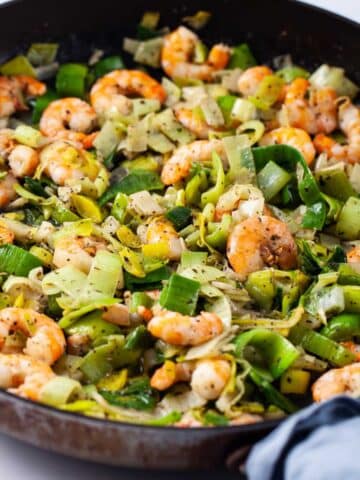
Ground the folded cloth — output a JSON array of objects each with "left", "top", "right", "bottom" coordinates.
[{"left": 246, "top": 396, "right": 360, "bottom": 480}]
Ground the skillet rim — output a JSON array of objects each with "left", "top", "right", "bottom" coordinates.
[{"left": 0, "top": 0, "right": 357, "bottom": 435}]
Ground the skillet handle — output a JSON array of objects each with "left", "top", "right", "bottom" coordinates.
[{"left": 225, "top": 444, "right": 252, "bottom": 473}]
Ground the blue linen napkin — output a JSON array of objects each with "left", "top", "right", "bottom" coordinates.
[{"left": 246, "top": 396, "right": 360, "bottom": 480}]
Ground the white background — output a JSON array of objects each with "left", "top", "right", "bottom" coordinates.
[{"left": 0, "top": 1, "right": 358, "bottom": 479}]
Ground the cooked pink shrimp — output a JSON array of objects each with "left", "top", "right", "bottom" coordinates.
[
  {"left": 8, "top": 145, "right": 39, "bottom": 177},
  {"left": 312, "top": 363, "right": 360, "bottom": 402},
  {"left": 174, "top": 107, "right": 211, "bottom": 139},
  {"left": 314, "top": 99, "right": 360, "bottom": 163},
  {"left": 145, "top": 217, "right": 184, "bottom": 261},
  {"left": 53, "top": 235, "right": 107, "bottom": 274},
  {"left": 237, "top": 66, "right": 274, "bottom": 97},
  {"left": 284, "top": 78, "right": 337, "bottom": 135},
  {"left": 260, "top": 127, "right": 316, "bottom": 165},
  {"left": 0, "top": 129, "right": 40, "bottom": 177},
  {"left": 191, "top": 358, "right": 231, "bottom": 400},
  {"left": 39, "top": 140, "right": 101, "bottom": 185},
  {"left": 0, "top": 353, "right": 55, "bottom": 401},
  {"left": 0, "top": 307, "right": 65, "bottom": 365},
  {"left": 0, "top": 172, "right": 17, "bottom": 208},
  {"left": 0, "top": 75, "right": 46, "bottom": 118},
  {"left": 148, "top": 310, "right": 224, "bottom": 346},
  {"left": 150, "top": 358, "right": 231, "bottom": 400},
  {"left": 161, "top": 26, "right": 230, "bottom": 81},
  {"left": 90, "top": 70, "right": 166, "bottom": 116},
  {"left": 227, "top": 215, "right": 298, "bottom": 280},
  {"left": 150, "top": 360, "right": 194, "bottom": 390},
  {"left": 161, "top": 139, "right": 226, "bottom": 185},
  {"left": 39, "top": 98, "right": 97, "bottom": 145}
]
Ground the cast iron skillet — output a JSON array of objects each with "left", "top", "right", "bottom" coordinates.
[{"left": 0, "top": 0, "right": 359, "bottom": 471}]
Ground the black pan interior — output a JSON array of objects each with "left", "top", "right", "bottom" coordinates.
[{"left": 0, "top": 0, "right": 359, "bottom": 83}]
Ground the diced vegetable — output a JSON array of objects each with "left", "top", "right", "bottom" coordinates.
[
  {"left": 27, "top": 43, "right": 58, "bottom": 66},
  {"left": 159, "top": 273, "right": 200, "bottom": 315},
  {"left": 276, "top": 66, "right": 310, "bottom": 83},
  {"left": 71, "top": 194, "right": 103, "bottom": 223},
  {"left": 166, "top": 206, "right": 192, "bottom": 231},
  {"left": 336, "top": 197, "right": 360, "bottom": 240},
  {"left": 342, "top": 286, "right": 360, "bottom": 313},
  {"left": 231, "top": 98, "right": 257, "bottom": 123},
  {"left": 229, "top": 44, "right": 257, "bottom": 70},
  {"left": 310, "top": 64, "right": 359, "bottom": 99},
  {"left": 249, "top": 368, "right": 298, "bottom": 413},
  {"left": 321, "top": 313, "right": 360, "bottom": 342},
  {"left": 235, "top": 329, "right": 299, "bottom": 378},
  {"left": 134, "top": 38, "right": 163, "bottom": 68},
  {"left": 249, "top": 75, "right": 284, "bottom": 110},
  {"left": 65, "top": 310, "right": 120, "bottom": 340},
  {"left": 13, "top": 125, "right": 43, "bottom": 148},
  {"left": 316, "top": 166, "right": 356, "bottom": 201},
  {"left": 92, "top": 56, "right": 125, "bottom": 79},
  {"left": 99, "top": 170, "right": 164, "bottom": 206},
  {"left": 280, "top": 369, "right": 310, "bottom": 395},
  {"left": 99, "top": 377, "right": 157, "bottom": 411},
  {"left": 40, "top": 377, "right": 81, "bottom": 407},
  {"left": 124, "top": 266, "right": 171, "bottom": 291},
  {"left": 257, "top": 161, "right": 292, "bottom": 201},
  {"left": 289, "top": 324, "right": 355, "bottom": 366},
  {"left": 56, "top": 63, "right": 88, "bottom": 98},
  {"left": 0, "top": 55, "right": 36, "bottom": 77},
  {"left": 182, "top": 11, "right": 211, "bottom": 30},
  {"left": 0, "top": 244, "right": 42, "bottom": 276},
  {"left": 200, "top": 152, "right": 225, "bottom": 207}
]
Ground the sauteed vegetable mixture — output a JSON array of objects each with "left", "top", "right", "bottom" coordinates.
[{"left": 0, "top": 11, "right": 360, "bottom": 427}]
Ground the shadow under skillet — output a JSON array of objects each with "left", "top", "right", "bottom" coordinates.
[{"left": 0, "top": 433, "right": 244, "bottom": 480}]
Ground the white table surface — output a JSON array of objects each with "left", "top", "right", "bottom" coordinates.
[{"left": 0, "top": 1, "right": 359, "bottom": 479}]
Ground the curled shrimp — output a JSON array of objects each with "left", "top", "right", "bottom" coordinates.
[
  {"left": 227, "top": 215, "right": 298, "bottom": 280},
  {"left": 90, "top": 70, "right": 166, "bottom": 116},
  {"left": 145, "top": 217, "right": 184, "bottom": 261},
  {"left": 0, "top": 129, "right": 39, "bottom": 177},
  {"left": 0, "top": 173, "right": 17, "bottom": 208},
  {"left": 53, "top": 235, "right": 107, "bottom": 274},
  {"left": 314, "top": 99, "right": 360, "bottom": 163},
  {"left": 284, "top": 78, "right": 337, "bottom": 135},
  {"left": 161, "top": 139, "right": 226, "bottom": 185},
  {"left": 174, "top": 107, "right": 212, "bottom": 139},
  {"left": 39, "top": 140, "right": 100, "bottom": 185},
  {"left": 8, "top": 145, "right": 39, "bottom": 177},
  {"left": 151, "top": 358, "right": 231, "bottom": 401},
  {"left": 0, "top": 307, "right": 65, "bottom": 365},
  {"left": 161, "top": 26, "right": 230, "bottom": 81},
  {"left": 237, "top": 66, "right": 273, "bottom": 97},
  {"left": 147, "top": 309, "right": 224, "bottom": 346},
  {"left": 0, "top": 353, "right": 55, "bottom": 401},
  {"left": 260, "top": 126, "right": 316, "bottom": 165},
  {"left": 0, "top": 75, "right": 46, "bottom": 118},
  {"left": 39, "top": 98, "right": 97, "bottom": 145},
  {"left": 312, "top": 362, "right": 360, "bottom": 402}
]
